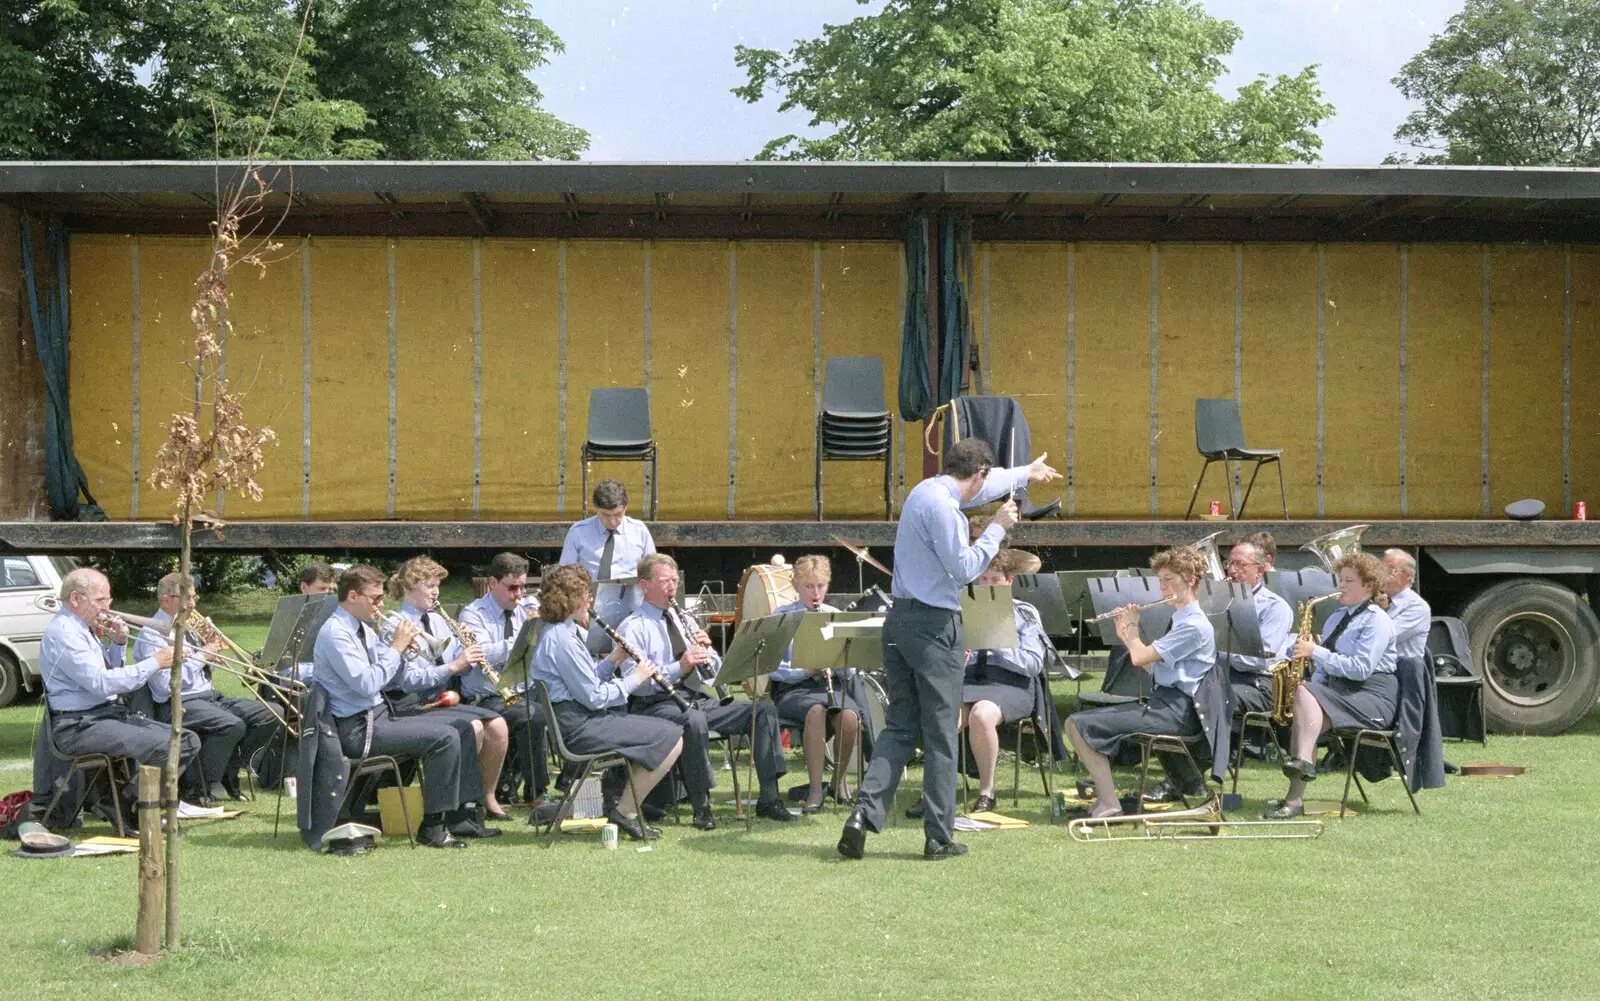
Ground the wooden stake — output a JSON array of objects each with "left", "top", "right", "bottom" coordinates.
[{"left": 135, "top": 764, "right": 164, "bottom": 956}]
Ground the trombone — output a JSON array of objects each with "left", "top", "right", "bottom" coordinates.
[{"left": 1067, "top": 793, "right": 1324, "bottom": 842}]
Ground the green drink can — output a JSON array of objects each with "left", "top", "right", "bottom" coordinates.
[{"left": 1051, "top": 790, "right": 1068, "bottom": 818}]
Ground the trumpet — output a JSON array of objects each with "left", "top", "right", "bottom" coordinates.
[
  {"left": 1086, "top": 595, "right": 1178, "bottom": 624},
  {"left": 375, "top": 609, "right": 453, "bottom": 661}
]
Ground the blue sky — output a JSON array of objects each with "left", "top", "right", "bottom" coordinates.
[{"left": 532, "top": 0, "right": 1465, "bottom": 164}]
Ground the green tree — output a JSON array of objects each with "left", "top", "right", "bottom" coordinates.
[
  {"left": 1392, "top": 0, "right": 1600, "bottom": 166},
  {"left": 733, "top": 0, "right": 1332, "bottom": 163},
  {"left": 0, "top": 1, "right": 587, "bottom": 160}
]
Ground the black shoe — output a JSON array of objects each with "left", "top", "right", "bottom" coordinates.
[
  {"left": 904, "top": 800, "right": 925, "bottom": 819},
  {"left": 642, "top": 803, "right": 669, "bottom": 824},
  {"left": 971, "top": 793, "right": 997, "bottom": 813},
  {"left": 608, "top": 809, "right": 659, "bottom": 841},
  {"left": 450, "top": 818, "right": 503, "bottom": 839},
  {"left": 1262, "top": 802, "right": 1305, "bottom": 820},
  {"left": 329, "top": 836, "right": 375, "bottom": 857},
  {"left": 801, "top": 801, "right": 824, "bottom": 815},
  {"left": 755, "top": 798, "right": 796, "bottom": 823},
  {"left": 837, "top": 809, "right": 868, "bottom": 860},
  {"left": 691, "top": 806, "right": 717, "bottom": 831},
  {"left": 417, "top": 824, "right": 468, "bottom": 849},
  {"left": 788, "top": 782, "right": 829, "bottom": 803},
  {"left": 484, "top": 808, "right": 511, "bottom": 822},
  {"left": 924, "top": 839, "right": 969, "bottom": 860},
  {"left": 1444, "top": 760, "right": 1461, "bottom": 775},
  {"left": 527, "top": 801, "right": 561, "bottom": 827},
  {"left": 1282, "top": 757, "right": 1318, "bottom": 783},
  {"left": 1141, "top": 779, "right": 1183, "bottom": 804},
  {"left": 207, "top": 781, "right": 229, "bottom": 803}
]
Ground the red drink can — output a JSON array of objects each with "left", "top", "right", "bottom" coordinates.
[
  {"left": 1208, "top": 500, "right": 1223, "bottom": 517},
  {"left": 1576, "top": 501, "right": 1588, "bottom": 521}
]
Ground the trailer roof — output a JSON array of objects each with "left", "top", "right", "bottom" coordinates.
[{"left": 4, "top": 160, "right": 1600, "bottom": 243}]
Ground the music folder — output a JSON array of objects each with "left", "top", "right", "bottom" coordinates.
[
  {"left": 501, "top": 618, "right": 545, "bottom": 695},
  {"left": 791, "top": 611, "right": 885, "bottom": 672},
  {"left": 961, "top": 583, "right": 1019, "bottom": 651},
  {"left": 716, "top": 612, "right": 804, "bottom": 688},
  {"left": 262, "top": 593, "right": 338, "bottom": 671}
]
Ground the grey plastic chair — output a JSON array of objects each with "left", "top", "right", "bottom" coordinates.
[
  {"left": 1427, "top": 616, "right": 1487, "bottom": 744},
  {"left": 816, "top": 357, "right": 893, "bottom": 520},
  {"left": 1184, "top": 398, "right": 1287, "bottom": 519},
  {"left": 582, "top": 388, "right": 658, "bottom": 519}
]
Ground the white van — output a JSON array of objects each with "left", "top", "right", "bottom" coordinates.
[{"left": 0, "top": 555, "right": 74, "bottom": 706}]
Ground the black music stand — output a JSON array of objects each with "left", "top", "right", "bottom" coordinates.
[
  {"left": 268, "top": 593, "right": 337, "bottom": 838},
  {"left": 1267, "top": 569, "right": 1340, "bottom": 636},
  {"left": 1198, "top": 580, "right": 1265, "bottom": 664},
  {"left": 1013, "top": 572, "right": 1080, "bottom": 682},
  {"left": 1086, "top": 576, "right": 1172, "bottom": 646},
  {"left": 501, "top": 618, "right": 545, "bottom": 806},
  {"left": 716, "top": 612, "right": 803, "bottom": 830},
  {"left": 789, "top": 611, "right": 885, "bottom": 800}
]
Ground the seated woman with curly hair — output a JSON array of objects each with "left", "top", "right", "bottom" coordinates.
[
  {"left": 1264, "top": 551, "right": 1398, "bottom": 820},
  {"left": 530, "top": 564, "right": 683, "bottom": 841}
]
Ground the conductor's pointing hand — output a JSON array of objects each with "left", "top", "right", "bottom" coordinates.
[{"left": 1027, "top": 453, "right": 1062, "bottom": 484}]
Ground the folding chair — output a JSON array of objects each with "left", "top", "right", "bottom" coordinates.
[
  {"left": 1127, "top": 730, "right": 1211, "bottom": 811},
  {"left": 816, "top": 356, "right": 893, "bottom": 520},
  {"left": 1427, "top": 617, "right": 1487, "bottom": 744},
  {"left": 1231, "top": 707, "right": 1285, "bottom": 794},
  {"left": 533, "top": 681, "right": 636, "bottom": 846},
  {"left": 40, "top": 710, "right": 128, "bottom": 837},
  {"left": 1184, "top": 398, "right": 1287, "bottom": 520},
  {"left": 960, "top": 673, "right": 1057, "bottom": 813},
  {"left": 1329, "top": 725, "right": 1421, "bottom": 819},
  {"left": 582, "top": 388, "right": 658, "bottom": 519},
  {"left": 304, "top": 686, "right": 416, "bottom": 848}
]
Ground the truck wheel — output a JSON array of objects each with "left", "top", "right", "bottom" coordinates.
[
  {"left": 1460, "top": 579, "right": 1600, "bottom": 736},
  {"left": 0, "top": 651, "right": 21, "bottom": 709}
]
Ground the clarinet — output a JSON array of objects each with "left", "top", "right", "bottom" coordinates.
[{"left": 592, "top": 614, "right": 692, "bottom": 712}]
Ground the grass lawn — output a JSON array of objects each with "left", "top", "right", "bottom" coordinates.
[{"left": 2, "top": 587, "right": 1597, "bottom": 1000}]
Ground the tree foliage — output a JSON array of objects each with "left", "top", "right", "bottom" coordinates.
[
  {"left": 1392, "top": 0, "right": 1600, "bottom": 166},
  {"left": 734, "top": 0, "right": 1332, "bottom": 163},
  {"left": 0, "top": 0, "right": 587, "bottom": 160}
]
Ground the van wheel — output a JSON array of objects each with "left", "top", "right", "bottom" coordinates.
[
  {"left": 1460, "top": 580, "right": 1600, "bottom": 736},
  {"left": 0, "top": 651, "right": 21, "bottom": 709}
]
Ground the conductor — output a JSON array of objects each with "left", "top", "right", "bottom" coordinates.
[{"left": 838, "top": 440, "right": 1060, "bottom": 860}]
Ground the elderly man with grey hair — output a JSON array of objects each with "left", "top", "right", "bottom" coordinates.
[
  {"left": 1382, "top": 549, "right": 1431, "bottom": 660},
  {"left": 31, "top": 568, "right": 199, "bottom": 831}
]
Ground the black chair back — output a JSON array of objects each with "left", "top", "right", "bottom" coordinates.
[
  {"left": 587, "top": 388, "right": 652, "bottom": 449},
  {"left": 1195, "top": 398, "right": 1247, "bottom": 455},
  {"left": 822, "top": 356, "right": 888, "bottom": 418}
]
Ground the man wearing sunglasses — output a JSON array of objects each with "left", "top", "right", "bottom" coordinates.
[{"left": 457, "top": 553, "right": 548, "bottom": 806}]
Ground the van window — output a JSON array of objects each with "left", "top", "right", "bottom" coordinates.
[{"left": 0, "top": 557, "right": 41, "bottom": 589}]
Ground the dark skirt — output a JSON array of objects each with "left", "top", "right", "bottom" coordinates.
[
  {"left": 1306, "top": 672, "right": 1399, "bottom": 730},
  {"left": 1069, "top": 685, "right": 1201, "bottom": 759},
  {"left": 551, "top": 700, "right": 679, "bottom": 771},
  {"left": 774, "top": 675, "right": 867, "bottom": 729},
  {"left": 961, "top": 679, "right": 1034, "bottom": 724}
]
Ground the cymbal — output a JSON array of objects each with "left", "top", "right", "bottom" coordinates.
[{"left": 830, "top": 535, "right": 891, "bottom": 577}]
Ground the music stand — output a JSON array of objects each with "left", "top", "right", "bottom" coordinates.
[
  {"left": 1198, "top": 579, "right": 1266, "bottom": 663},
  {"left": 501, "top": 618, "right": 544, "bottom": 698},
  {"left": 1086, "top": 576, "right": 1173, "bottom": 646},
  {"left": 961, "top": 583, "right": 1019, "bottom": 650},
  {"left": 266, "top": 592, "right": 336, "bottom": 838},
  {"left": 715, "top": 612, "right": 804, "bottom": 689},
  {"left": 1266, "top": 569, "right": 1340, "bottom": 636},
  {"left": 791, "top": 612, "right": 885, "bottom": 672},
  {"left": 1013, "top": 573, "right": 1074, "bottom": 639}
]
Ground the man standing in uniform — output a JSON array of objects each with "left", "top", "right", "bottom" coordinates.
[{"left": 839, "top": 440, "right": 1059, "bottom": 860}]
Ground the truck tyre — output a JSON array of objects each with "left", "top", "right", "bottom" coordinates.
[
  {"left": 0, "top": 650, "right": 21, "bottom": 709},
  {"left": 1460, "top": 579, "right": 1600, "bottom": 736}
]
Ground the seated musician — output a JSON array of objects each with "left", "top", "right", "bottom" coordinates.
[
  {"left": 1066, "top": 546, "right": 1216, "bottom": 820},
  {"left": 456, "top": 553, "right": 550, "bottom": 806},
  {"left": 387, "top": 557, "right": 510, "bottom": 828},
  {"left": 766, "top": 555, "right": 864, "bottom": 814},
  {"left": 1221, "top": 535, "right": 1294, "bottom": 723},
  {"left": 561, "top": 479, "right": 656, "bottom": 583},
  {"left": 1265, "top": 552, "right": 1399, "bottom": 819},
  {"left": 618, "top": 553, "right": 796, "bottom": 829},
  {"left": 531, "top": 564, "right": 684, "bottom": 841},
  {"left": 312, "top": 565, "right": 481, "bottom": 849},
  {"left": 30, "top": 568, "right": 196, "bottom": 831},
  {"left": 957, "top": 548, "right": 1050, "bottom": 814},
  {"left": 1381, "top": 549, "right": 1431, "bottom": 659},
  {"left": 138, "top": 572, "right": 281, "bottom": 803}
]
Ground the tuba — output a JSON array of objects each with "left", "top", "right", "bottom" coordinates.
[
  {"left": 1301, "top": 524, "right": 1369, "bottom": 572},
  {"left": 1190, "top": 530, "right": 1228, "bottom": 581}
]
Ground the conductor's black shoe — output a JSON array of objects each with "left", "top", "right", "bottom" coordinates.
[
  {"left": 607, "top": 809, "right": 659, "bottom": 841},
  {"left": 1281, "top": 757, "right": 1318, "bottom": 783},
  {"left": 837, "top": 809, "right": 868, "bottom": 860},
  {"left": 923, "top": 839, "right": 969, "bottom": 860},
  {"left": 904, "top": 800, "right": 925, "bottom": 819},
  {"left": 691, "top": 806, "right": 718, "bottom": 831},
  {"left": 755, "top": 797, "right": 796, "bottom": 823},
  {"left": 970, "top": 793, "right": 997, "bottom": 813},
  {"left": 417, "top": 824, "right": 468, "bottom": 849}
]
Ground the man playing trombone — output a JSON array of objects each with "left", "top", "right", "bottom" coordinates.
[{"left": 137, "top": 572, "right": 281, "bottom": 803}]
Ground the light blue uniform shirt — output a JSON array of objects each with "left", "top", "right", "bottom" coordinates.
[
  {"left": 892, "top": 465, "right": 1031, "bottom": 610},
  {"left": 135, "top": 608, "right": 215, "bottom": 704},
  {"left": 1311, "top": 603, "right": 1397, "bottom": 683},
  {"left": 532, "top": 617, "right": 641, "bottom": 710},
  {"left": 312, "top": 607, "right": 408, "bottom": 718},
  {"left": 966, "top": 601, "right": 1050, "bottom": 679},
  {"left": 616, "top": 602, "right": 720, "bottom": 694},
  {"left": 560, "top": 515, "right": 657, "bottom": 581},
  {"left": 455, "top": 593, "right": 527, "bottom": 699},
  {"left": 39, "top": 610, "right": 163, "bottom": 712},
  {"left": 390, "top": 602, "right": 460, "bottom": 695},
  {"left": 770, "top": 599, "right": 843, "bottom": 684},
  {"left": 1385, "top": 588, "right": 1431, "bottom": 660},
  {"left": 1226, "top": 583, "right": 1294, "bottom": 675},
  {"left": 1150, "top": 601, "right": 1216, "bottom": 697}
]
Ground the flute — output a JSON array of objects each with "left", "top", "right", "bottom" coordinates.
[
  {"left": 592, "top": 613, "right": 692, "bottom": 712},
  {"left": 1086, "top": 595, "right": 1178, "bottom": 624}
]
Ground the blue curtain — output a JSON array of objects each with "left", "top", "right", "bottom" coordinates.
[
  {"left": 937, "top": 215, "right": 973, "bottom": 405},
  {"left": 898, "top": 213, "right": 974, "bottom": 422},
  {"left": 897, "top": 215, "right": 933, "bottom": 421},
  {"left": 20, "top": 216, "right": 103, "bottom": 521}
]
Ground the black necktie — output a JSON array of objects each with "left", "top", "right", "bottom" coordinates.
[
  {"left": 598, "top": 529, "right": 616, "bottom": 581},
  {"left": 976, "top": 649, "right": 990, "bottom": 683},
  {"left": 664, "top": 612, "right": 687, "bottom": 661},
  {"left": 1323, "top": 602, "right": 1368, "bottom": 651},
  {"left": 502, "top": 609, "right": 514, "bottom": 640}
]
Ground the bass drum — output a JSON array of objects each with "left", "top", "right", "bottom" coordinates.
[{"left": 735, "top": 564, "right": 796, "bottom": 627}]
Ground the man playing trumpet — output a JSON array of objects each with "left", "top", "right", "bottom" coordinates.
[{"left": 136, "top": 572, "right": 281, "bottom": 804}]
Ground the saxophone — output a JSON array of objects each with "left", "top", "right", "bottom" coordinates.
[
  {"left": 1268, "top": 592, "right": 1340, "bottom": 725},
  {"left": 433, "top": 603, "right": 501, "bottom": 687}
]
